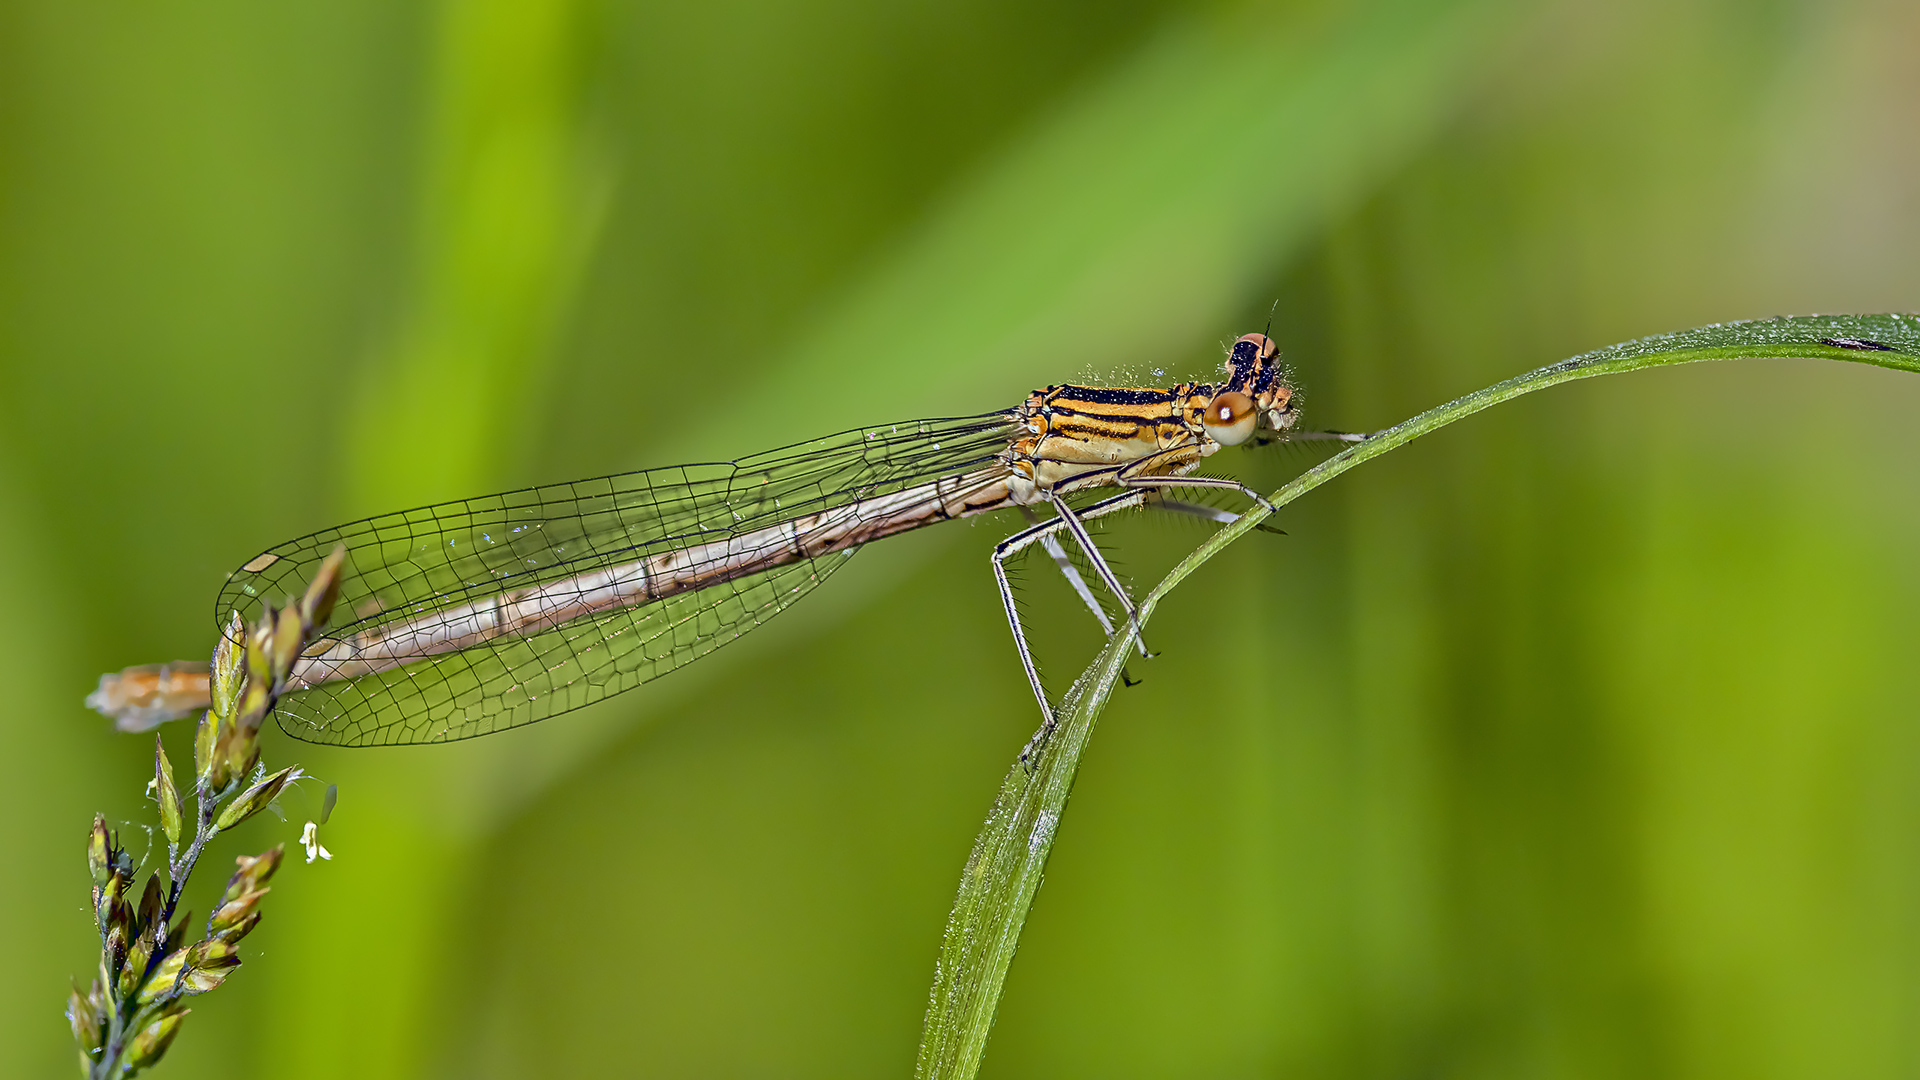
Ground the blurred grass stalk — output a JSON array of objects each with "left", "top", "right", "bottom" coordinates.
[
  {"left": 347, "top": 0, "right": 608, "bottom": 509},
  {"left": 915, "top": 315, "right": 1920, "bottom": 1079},
  {"left": 256, "top": 2, "right": 609, "bottom": 1075},
  {"left": 731, "top": 0, "right": 1522, "bottom": 440}
]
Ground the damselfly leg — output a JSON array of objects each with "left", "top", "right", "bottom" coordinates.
[
  {"left": 1020, "top": 507, "right": 1152, "bottom": 663},
  {"left": 992, "top": 490, "right": 1151, "bottom": 752},
  {"left": 1000, "top": 460, "right": 1303, "bottom": 758}
]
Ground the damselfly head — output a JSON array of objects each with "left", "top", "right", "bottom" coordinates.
[
  {"left": 1217, "top": 332, "right": 1297, "bottom": 439},
  {"left": 1230, "top": 332, "right": 1280, "bottom": 366}
]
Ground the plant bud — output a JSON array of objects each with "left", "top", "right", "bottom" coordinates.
[
  {"left": 232, "top": 670, "right": 273, "bottom": 738},
  {"left": 141, "top": 947, "right": 187, "bottom": 1003},
  {"left": 107, "top": 926, "right": 132, "bottom": 994},
  {"left": 124, "top": 933, "right": 153, "bottom": 992},
  {"left": 223, "top": 845, "right": 286, "bottom": 905},
  {"left": 181, "top": 938, "right": 241, "bottom": 994},
  {"left": 214, "top": 769, "right": 294, "bottom": 832},
  {"left": 214, "top": 910, "right": 262, "bottom": 945},
  {"left": 209, "top": 888, "right": 267, "bottom": 938},
  {"left": 155, "top": 736, "right": 184, "bottom": 846},
  {"left": 195, "top": 711, "right": 221, "bottom": 788},
  {"left": 66, "top": 981, "right": 102, "bottom": 1049},
  {"left": 269, "top": 605, "right": 304, "bottom": 683},
  {"left": 124, "top": 1004, "right": 190, "bottom": 1070},
  {"left": 301, "top": 545, "right": 347, "bottom": 628},
  {"left": 245, "top": 612, "right": 274, "bottom": 685},
  {"left": 134, "top": 872, "right": 163, "bottom": 942},
  {"left": 210, "top": 611, "right": 246, "bottom": 719},
  {"left": 220, "top": 717, "right": 262, "bottom": 781},
  {"left": 97, "top": 871, "right": 127, "bottom": 934},
  {"left": 86, "top": 817, "right": 111, "bottom": 887}
]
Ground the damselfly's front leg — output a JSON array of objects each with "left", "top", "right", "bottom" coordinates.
[
  {"left": 1145, "top": 495, "right": 1286, "bottom": 534},
  {"left": 1116, "top": 447, "right": 1277, "bottom": 515},
  {"left": 993, "top": 490, "right": 1146, "bottom": 759}
]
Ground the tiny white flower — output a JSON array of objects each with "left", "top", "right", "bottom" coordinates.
[{"left": 300, "top": 821, "right": 332, "bottom": 864}]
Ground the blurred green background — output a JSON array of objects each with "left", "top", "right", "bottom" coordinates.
[{"left": 3, "top": 0, "right": 1917, "bottom": 1075}]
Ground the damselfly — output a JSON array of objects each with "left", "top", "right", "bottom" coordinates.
[{"left": 89, "top": 333, "right": 1353, "bottom": 750}]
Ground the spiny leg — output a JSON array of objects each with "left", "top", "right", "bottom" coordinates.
[
  {"left": 1038, "top": 488, "right": 1152, "bottom": 613},
  {"left": 1020, "top": 509, "right": 1118, "bottom": 641},
  {"left": 1149, "top": 496, "right": 1237, "bottom": 525},
  {"left": 1148, "top": 495, "right": 1287, "bottom": 535},
  {"left": 1037, "top": 530, "right": 1147, "bottom": 684},
  {"left": 992, "top": 514, "right": 1073, "bottom": 750},
  {"left": 992, "top": 491, "right": 1146, "bottom": 759},
  {"left": 1107, "top": 440, "right": 1277, "bottom": 515},
  {"left": 1019, "top": 507, "right": 1150, "bottom": 665},
  {"left": 1253, "top": 429, "right": 1369, "bottom": 448},
  {"left": 1121, "top": 471, "right": 1276, "bottom": 515},
  {"left": 1046, "top": 492, "right": 1160, "bottom": 691},
  {"left": 1044, "top": 490, "right": 1144, "bottom": 653}
]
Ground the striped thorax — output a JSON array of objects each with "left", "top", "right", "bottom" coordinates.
[{"left": 1004, "top": 332, "right": 1297, "bottom": 504}]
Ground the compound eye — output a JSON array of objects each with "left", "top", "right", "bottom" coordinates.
[
  {"left": 1203, "top": 391, "right": 1257, "bottom": 446},
  {"left": 1232, "top": 333, "right": 1279, "bottom": 362}
]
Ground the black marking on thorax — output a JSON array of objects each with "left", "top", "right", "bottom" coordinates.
[{"left": 1050, "top": 385, "right": 1180, "bottom": 407}]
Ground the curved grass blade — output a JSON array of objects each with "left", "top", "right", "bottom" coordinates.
[{"left": 914, "top": 313, "right": 1920, "bottom": 1079}]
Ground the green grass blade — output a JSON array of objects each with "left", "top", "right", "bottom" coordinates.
[{"left": 914, "top": 312, "right": 1920, "bottom": 1079}]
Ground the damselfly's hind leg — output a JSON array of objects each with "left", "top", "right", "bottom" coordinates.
[
  {"left": 1018, "top": 506, "right": 1150, "bottom": 663},
  {"left": 1043, "top": 492, "right": 1154, "bottom": 651},
  {"left": 1042, "top": 509, "right": 1151, "bottom": 684},
  {"left": 993, "top": 491, "right": 1146, "bottom": 760}
]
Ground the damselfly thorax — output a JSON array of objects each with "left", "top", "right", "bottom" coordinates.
[{"left": 89, "top": 333, "right": 1342, "bottom": 751}]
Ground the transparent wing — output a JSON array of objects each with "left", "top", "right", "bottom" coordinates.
[{"left": 217, "top": 412, "right": 1019, "bottom": 746}]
